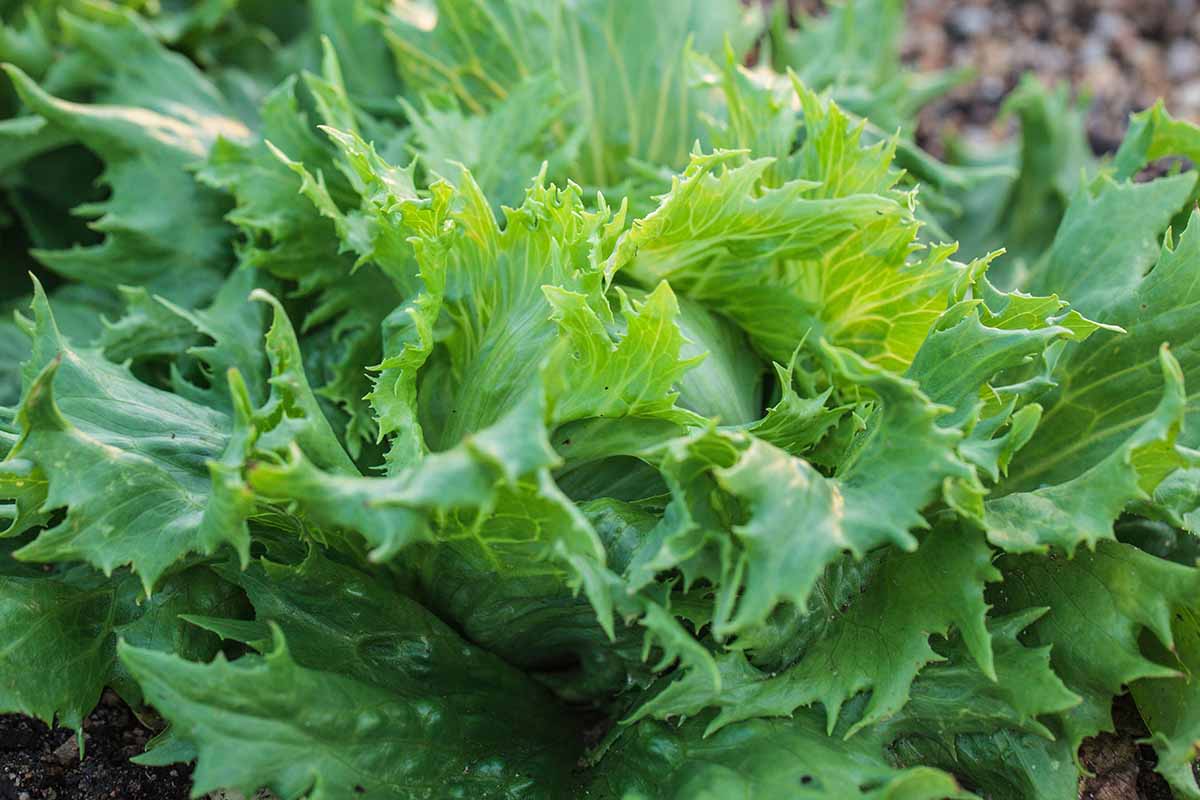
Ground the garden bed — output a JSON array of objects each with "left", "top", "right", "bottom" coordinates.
[{"left": 2, "top": 1, "right": 1197, "bottom": 799}]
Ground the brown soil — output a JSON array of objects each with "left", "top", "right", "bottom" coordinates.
[
  {"left": 0, "top": 691, "right": 192, "bottom": 800},
  {"left": 903, "top": 0, "right": 1200, "bottom": 154},
  {"left": 1078, "top": 695, "right": 1176, "bottom": 800}
]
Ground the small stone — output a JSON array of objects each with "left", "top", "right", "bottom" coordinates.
[
  {"left": 947, "top": 6, "right": 991, "bottom": 38},
  {"left": 1167, "top": 39, "right": 1200, "bottom": 81},
  {"left": 50, "top": 736, "right": 79, "bottom": 766},
  {"left": 1092, "top": 11, "right": 1130, "bottom": 43},
  {"left": 1175, "top": 81, "right": 1200, "bottom": 114},
  {"left": 978, "top": 75, "right": 1006, "bottom": 103},
  {"left": 1079, "top": 36, "right": 1108, "bottom": 66}
]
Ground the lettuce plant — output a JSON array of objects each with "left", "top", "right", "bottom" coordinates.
[{"left": 2, "top": 2, "right": 1200, "bottom": 799}]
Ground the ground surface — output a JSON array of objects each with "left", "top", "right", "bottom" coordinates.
[
  {"left": 3, "top": 2, "right": 1196, "bottom": 799},
  {"left": 0, "top": 692, "right": 192, "bottom": 800},
  {"left": 902, "top": 0, "right": 1200, "bottom": 153},
  {"left": 1077, "top": 695, "right": 1175, "bottom": 799}
]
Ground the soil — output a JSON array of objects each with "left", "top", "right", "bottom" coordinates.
[
  {"left": 901, "top": 0, "right": 1200, "bottom": 154},
  {"left": 1079, "top": 695, "right": 1176, "bottom": 800},
  {"left": 0, "top": 691, "right": 192, "bottom": 800}
]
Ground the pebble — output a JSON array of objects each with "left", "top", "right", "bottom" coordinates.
[
  {"left": 49, "top": 737, "right": 79, "bottom": 767},
  {"left": 1092, "top": 11, "right": 1131, "bottom": 43},
  {"left": 947, "top": 6, "right": 991, "bottom": 38},
  {"left": 1176, "top": 81, "right": 1200, "bottom": 115},
  {"left": 1078, "top": 37, "right": 1109, "bottom": 66},
  {"left": 1167, "top": 39, "right": 1200, "bottom": 81}
]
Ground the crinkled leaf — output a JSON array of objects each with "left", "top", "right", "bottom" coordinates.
[
  {"left": 878, "top": 609, "right": 1080, "bottom": 746},
  {"left": 586, "top": 711, "right": 970, "bottom": 800},
  {"left": 121, "top": 627, "right": 582, "bottom": 800},
  {"left": 1114, "top": 100, "right": 1200, "bottom": 181},
  {"left": 4, "top": 285, "right": 251, "bottom": 590},
  {"left": 995, "top": 540, "right": 1200, "bottom": 754},
  {"left": 0, "top": 565, "right": 243, "bottom": 730},
  {"left": 248, "top": 382, "right": 559, "bottom": 561},
  {"left": 197, "top": 69, "right": 401, "bottom": 453},
  {"left": 251, "top": 289, "right": 355, "bottom": 475},
  {"left": 3, "top": 10, "right": 250, "bottom": 301},
  {"left": 543, "top": 281, "right": 702, "bottom": 429},
  {"left": 1025, "top": 172, "right": 1195, "bottom": 320},
  {"left": 654, "top": 522, "right": 998, "bottom": 737},
  {"left": 745, "top": 358, "right": 844, "bottom": 456},
  {"left": 1010, "top": 210, "right": 1200, "bottom": 489},
  {"left": 211, "top": 548, "right": 578, "bottom": 738}
]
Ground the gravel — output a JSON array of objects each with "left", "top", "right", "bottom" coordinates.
[{"left": 903, "top": 0, "right": 1200, "bottom": 153}]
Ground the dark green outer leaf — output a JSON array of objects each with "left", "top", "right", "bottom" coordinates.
[
  {"left": 6, "top": 285, "right": 249, "bottom": 590},
  {"left": 995, "top": 540, "right": 1200, "bottom": 753}
]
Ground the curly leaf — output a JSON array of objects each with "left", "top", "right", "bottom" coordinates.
[
  {"left": 996, "top": 540, "right": 1200, "bottom": 754},
  {"left": 4, "top": 286, "right": 251, "bottom": 589}
]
